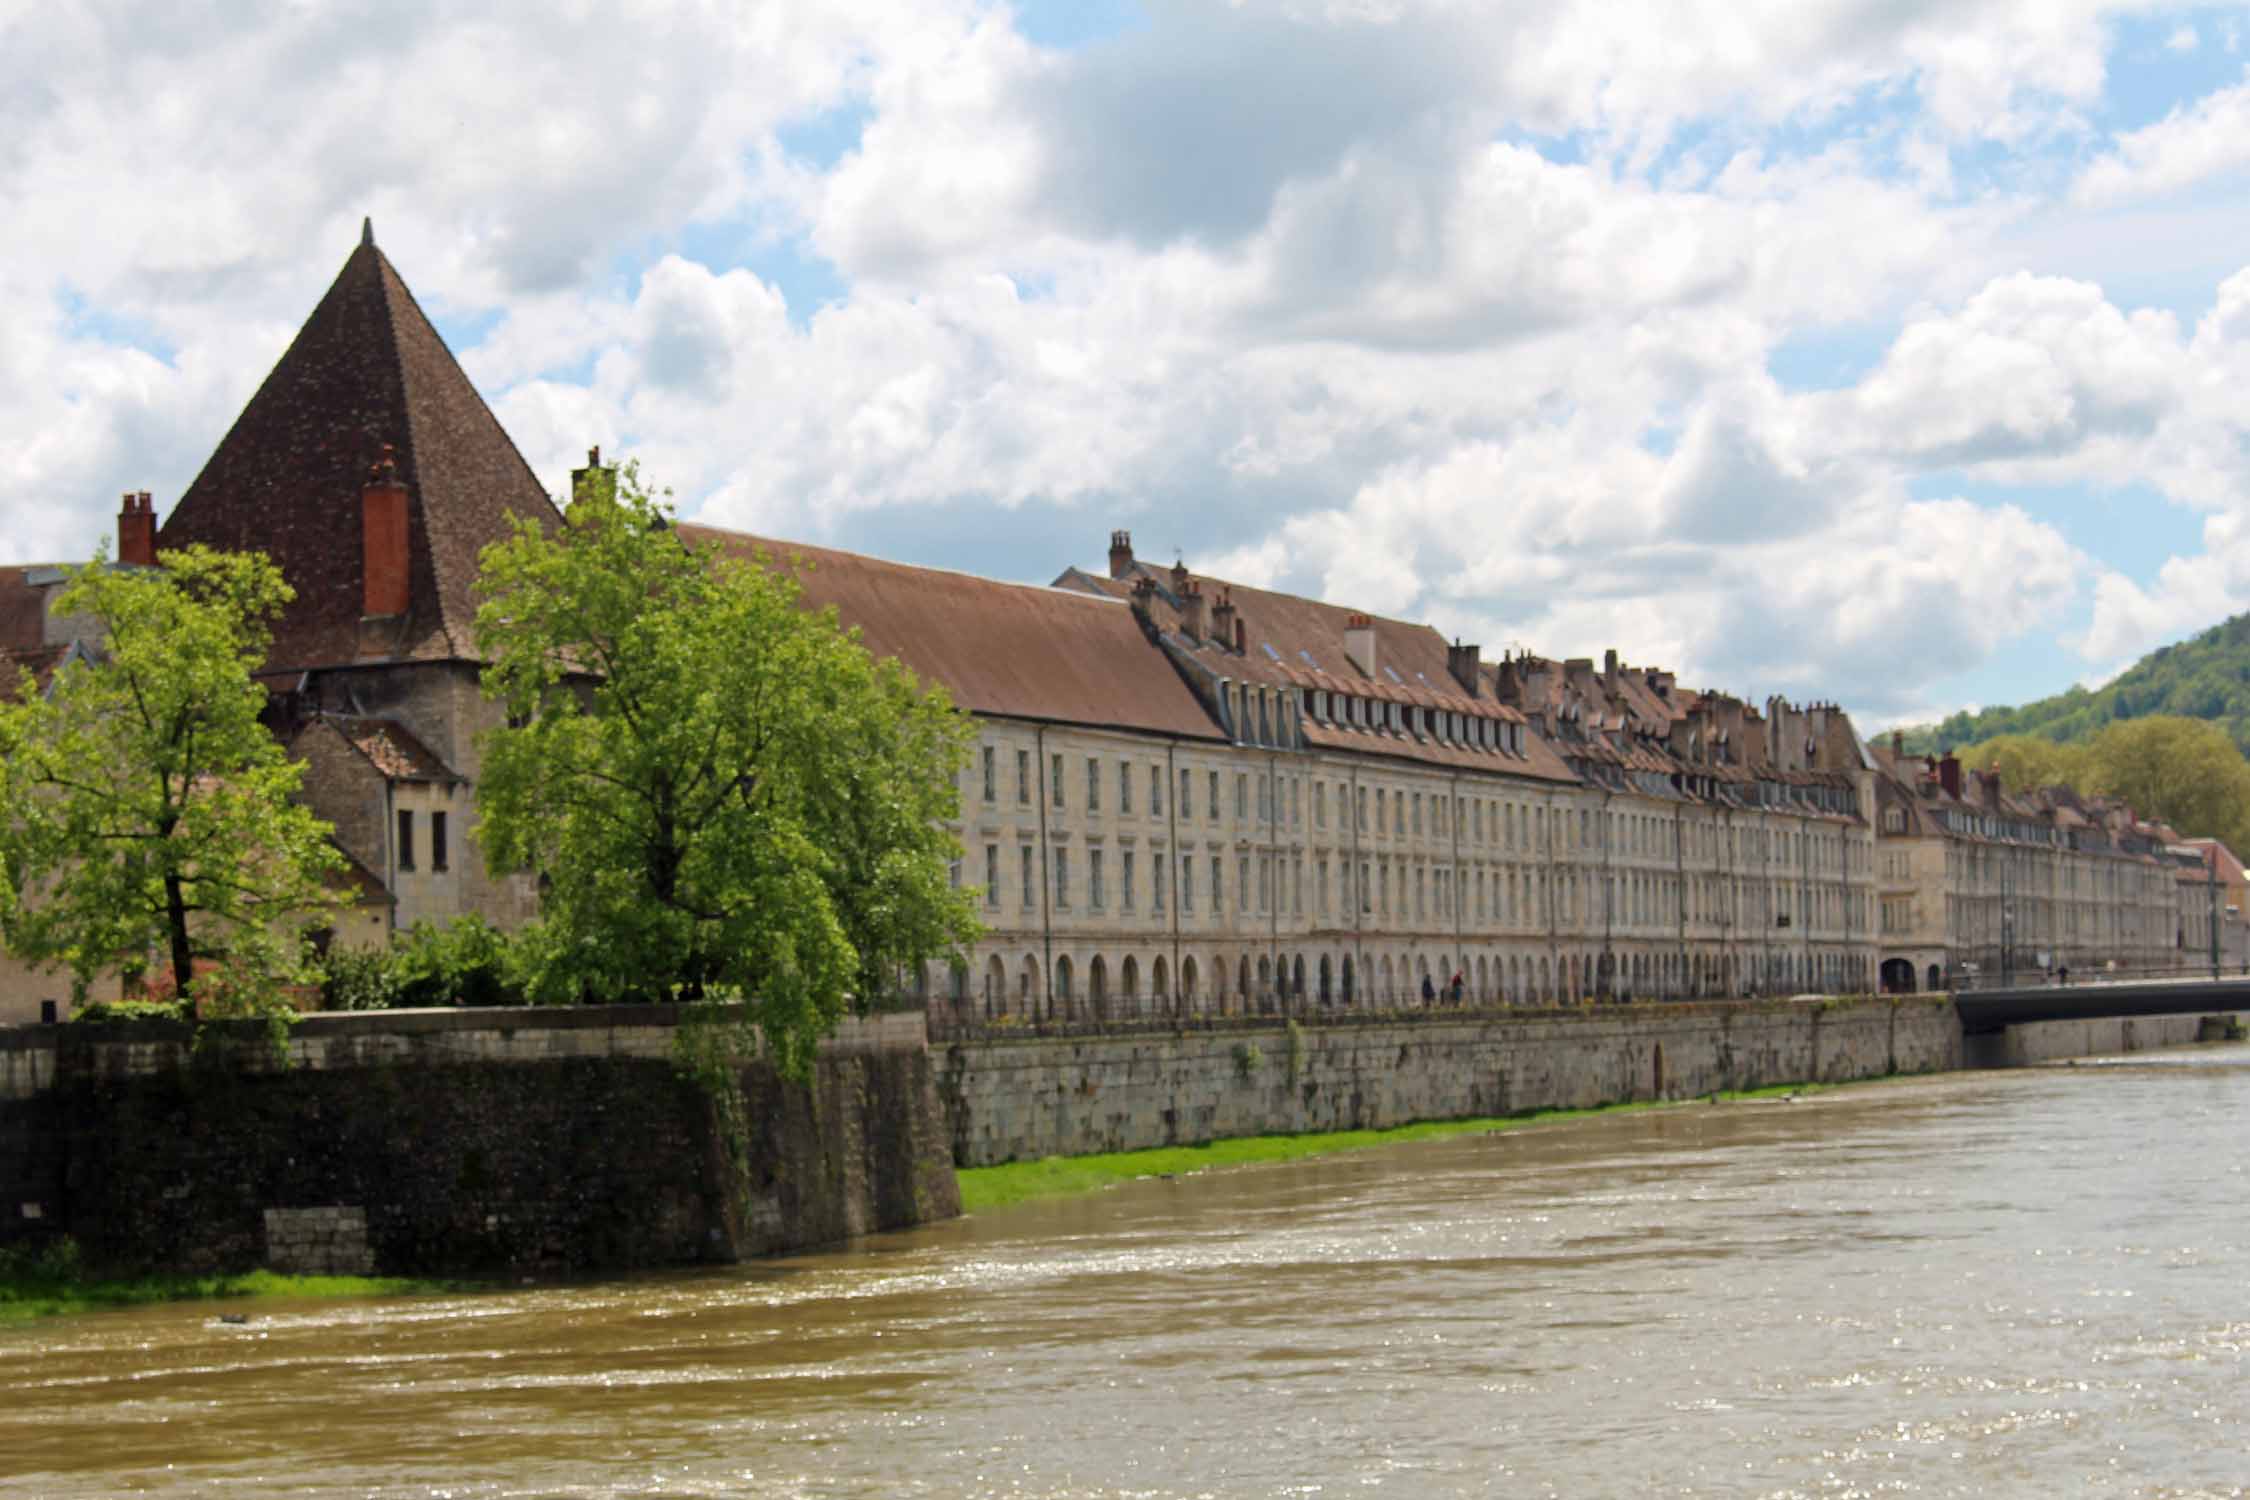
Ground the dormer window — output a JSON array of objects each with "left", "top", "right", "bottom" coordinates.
[{"left": 1313, "top": 690, "right": 1329, "bottom": 722}]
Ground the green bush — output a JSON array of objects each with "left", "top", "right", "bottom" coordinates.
[
  {"left": 314, "top": 917, "right": 529, "bottom": 1010},
  {"left": 68, "top": 999, "right": 190, "bottom": 1025}
]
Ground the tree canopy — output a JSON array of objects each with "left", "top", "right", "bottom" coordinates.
[
  {"left": 0, "top": 547, "right": 342, "bottom": 1011},
  {"left": 1952, "top": 714, "right": 2250, "bottom": 853},
  {"left": 472, "top": 464, "right": 980, "bottom": 1074}
]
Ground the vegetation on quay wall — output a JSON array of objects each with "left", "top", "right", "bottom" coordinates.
[
  {"left": 957, "top": 1082, "right": 1852, "bottom": 1212},
  {"left": 0, "top": 1240, "right": 461, "bottom": 1326}
]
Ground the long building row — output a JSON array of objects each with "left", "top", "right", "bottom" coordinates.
[{"left": 2, "top": 229, "right": 2239, "bottom": 1025}]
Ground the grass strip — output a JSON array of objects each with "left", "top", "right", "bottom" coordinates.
[
  {"left": 0, "top": 1267, "right": 470, "bottom": 1326},
  {"left": 956, "top": 1079, "right": 1852, "bottom": 1213}
]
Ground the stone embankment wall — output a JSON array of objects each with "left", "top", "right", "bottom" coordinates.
[
  {"left": 1965, "top": 1011, "right": 2246, "bottom": 1068},
  {"left": 940, "top": 997, "right": 1966, "bottom": 1167},
  {"left": 0, "top": 1007, "right": 958, "bottom": 1276}
]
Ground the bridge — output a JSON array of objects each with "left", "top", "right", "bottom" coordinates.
[{"left": 1954, "top": 975, "right": 2250, "bottom": 1035}]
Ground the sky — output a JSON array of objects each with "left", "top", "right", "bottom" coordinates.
[{"left": 6, "top": 1, "right": 2250, "bottom": 729}]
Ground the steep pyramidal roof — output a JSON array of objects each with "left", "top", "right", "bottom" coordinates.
[{"left": 159, "top": 225, "right": 561, "bottom": 668}]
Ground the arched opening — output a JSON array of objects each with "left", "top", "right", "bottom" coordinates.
[
  {"left": 1182, "top": 956, "right": 1200, "bottom": 1006},
  {"left": 1319, "top": 953, "right": 1334, "bottom": 1005},
  {"left": 1054, "top": 955, "right": 1075, "bottom": 1019},
  {"left": 1927, "top": 963, "right": 1943, "bottom": 993},
  {"left": 1238, "top": 955, "right": 1252, "bottom": 1011},
  {"left": 1475, "top": 955, "right": 1489, "bottom": 1002},
  {"left": 1880, "top": 957, "right": 1915, "bottom": 994},
  {"left": 1291, "top": 954, "right": 1306, "bottom": 1006},
  {"left": 1341, "top": 954, "right": 1356, "bottom": 1004},
  {"left": 1152, "top": 955, "right": 1170, "bottom": 1009},
  {"left": 1379, "top": 955, "right": 1394, "bottom": 1001},
  {"left": 950, "top": 960, "right": 969, "bottom": 1013},
  {"left": 1019, "top": 954, "right": 1040, "bottom": 1015},
  {"left": 986, "top": 955, "right": 1007, "bottom": 1018},
  {"left": 1256, "top": 954, "right": 1273, "bottom": 1012},
  {"left": 1121, "top": 955, "right": 1140, "bottom": 1017},
  {"left": 1088, "top": 955, "right": 1108, "bottom": 1021}
]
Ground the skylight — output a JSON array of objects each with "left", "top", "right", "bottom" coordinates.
[
  {"left": 1261, "top": 642, "right": 1281, "bottom": 661},
  {"left": 1382, "top": 666, "right": 1403, "bottom": 684}
]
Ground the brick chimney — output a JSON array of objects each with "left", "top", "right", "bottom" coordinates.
[
  {"left": 571, "top": 444, "right": 616, "bottom": 508},
  {"left": 1129, "top": 573, "right": 1157, "bottom": 614},
  {"left": 1108, "top": 529, "right": 1135, "bottom": 579},
  {"left": 362, "top": 444, "right": 410, "bottom": 620},
  {"left": 1211, "top": 589, "right": 1237, "bottom": 650},
  {"left": 1891, "top": 730, "right": 1903, "bottom": 758},
  {"left": 1603, "top": 647, "right": 1619, "bottom": 687},
  {"left": 1169, "top": 557, "right": 1190, "bottom": 597},
  {"left": 1179, "top": 579, "right": 1206, "bottom": 641},
  {"left": 1344, "top": 613, "right": 1377, "bottom": 678},
  {"left": 1937, "top": 752, "right": 1962, "bottom": 800},
  {"left": 117, "top": 491, "right": 156, "bottom": 567},
  {"left": 1447, "top": 639, "right": 1481, "bottom": 696},
  {"left": 1234, "top": 615, "right": 1247, "bottom": 654}
]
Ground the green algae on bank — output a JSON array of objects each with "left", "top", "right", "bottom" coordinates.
[
  {"left": 956, "top": 1080, "right": 1859, "bottom": 1213},
  {"left": 0, "top": 1264, "right": 469, "bottom": 1325}
]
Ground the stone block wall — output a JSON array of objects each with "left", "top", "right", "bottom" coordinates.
[
  {"left": 0, "top": 1008, "right": 957, "bottom": 1276},
  {"left": 940, "top": 998, "right": 1966, "bottom": 1166}
]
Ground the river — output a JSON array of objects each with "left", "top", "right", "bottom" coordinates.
[{"left": 4, "top": 1049, "right": 2245, "bottom": 1498}]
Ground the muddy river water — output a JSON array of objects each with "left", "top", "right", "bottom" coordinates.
[{"left": 4, "top": 1050, "right": 2246, "bottom": 1497}]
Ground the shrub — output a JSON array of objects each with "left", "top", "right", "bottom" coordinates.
[{"left": 68, "top": 999, "right": 190, "bottom": 1025}]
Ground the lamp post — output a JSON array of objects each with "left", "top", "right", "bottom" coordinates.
[{"left": 2209, "top": 845, "right": 2221, "bottom": 983}]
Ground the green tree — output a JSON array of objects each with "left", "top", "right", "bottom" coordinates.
[
  {"left": 473, "top": 463, "right": 980, "bottom": 1075},
  {"left": 0, "top": 547, "right": 342, "bottom": 1011},
  {"left": 2084, "top": 715, "right": 2250, "bottom": 852},
  {"left": 1951, "top": 733, "right": 2092, "bottom": 796}
]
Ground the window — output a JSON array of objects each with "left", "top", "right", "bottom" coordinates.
[
  {"left": 1209, "top": 771, "right": 1220, "bottom": 822},
  {"left": 1055, "top": 849, "right": 1071, "bottom": 907},
  {"left": 1053, "top": 753, "right": 1066, "bottom": 808},
  {"left": 1181, "top": 855, "right": 1194, "bottom": 913},
  {"left": 1375, "top": 789, "right": 1386, "bottom": 834},
  {"left": 1021, "top": 844, "right": 1036, "bottom": 908},
  {"left": 1120, "top": 762, "right": 1133, "bottom": 815},
  {"left": 1211, "top": 855, "right": 1224, "bottom": 913},
  {"left": 1151, "top": 765, "right": 1164, "bottom": 816},
  {"left": 432, "top": 811, "right": 449, "bottom": 872},
  {"left": 982, "top": 746, "right": 996, "bottom": 802},
  {"left": 397, "top": 810, "right": 415, "bottom": 871},
  {"left": 1239, "top": 855, "right": 1251, "bottom": 911},
  {"left": 985, "top": 845, "right": 1000, "bottom": 910},
  {"left": 1087, "top": 757, "right": 1100, "bottom": 811},
  {"left": 1090, "top": 850, "right": 1105, "bottom": 909},
  {"left": 1153, "top": 853, "right": 1166, "bottom": 911},
  {"left": 1235, "top": 773, "right": 1248, "bottom": 821},
  {"left": 1122, "top": 850, "right": 1136, "bottom": 911},
  {"left": 1318, "top": 859, "right": 1330, "bottom": 914},
  {"left": 1180, "top": 768, "right": 1193, "bottom": 819},
  {"left": 1290, "top": 778, "right": 1300, "bottom": 827},
  {"left": 1412, "top": 793, "right": 1422, "bottom": 836},
  {"left": 1017, "top": 749, "right": 1031, "bottom": 805},
  {"left": 1315, "top": 783, "right": 1327, "bottom": 828}
]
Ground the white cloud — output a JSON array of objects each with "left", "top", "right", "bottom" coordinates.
[
  {"left": 6, "top": 0, "right": 2250, "bottom": 726},
  {"left": 2074, "top": 71, "right": 2250, "bottom": 205}
]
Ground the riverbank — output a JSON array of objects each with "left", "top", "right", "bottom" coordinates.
[
  {"left": 0, "top": 1245, "right": 464, "bottom": 1325},
  {"left": 956, "top": 1080, "right": 1852, "bottom": 1212}
]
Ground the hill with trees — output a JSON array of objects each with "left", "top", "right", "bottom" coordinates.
[{"left": 1898, "top": 610, "right": 2250, "bottom": 756}]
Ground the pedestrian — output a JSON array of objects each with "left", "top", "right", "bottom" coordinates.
[{"left": 1421, "top": 973, "right": 1436, "bottom": 1005}]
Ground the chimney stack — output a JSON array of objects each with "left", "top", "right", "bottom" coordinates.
[
  {"left": 1603, "top": 647, "right": 1619, "bottom": 685},
  {"left": 1180, "top": 579, "right": 1206, "bottom": 641},
  {"left": 1937, "top": 753, "right": 1962, "bottom": 800},
  {"left": 571, "top": 444, "right": 617, "bottom": 508},
  {"left": 1169, "top": 558, "right": 1190, "bottom": 597},
  {"left": 361, "top": 445, "right": 410, "bottom": 620},
  {"left": 1234, "top": 615, "right": 1247, "bottom": 654},
  {"left": 117, "top": 491, "right": 156, "bottom": 567},
  {"left": 1211, "top": 589, "right": 1237, "bottom": 650},
  {"left": 1108, "top": 529, "right": 1135, "bottom": 579},
  {"left": 1344, "top": 613, "right": 1377, "bottom": 679},
  {"left": 1447, "top": 639, "right": 1482, "bottom": 696}
]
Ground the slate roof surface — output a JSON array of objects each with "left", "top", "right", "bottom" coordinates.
[
  {"left": 677, "top": 525, "right": 1227, "bottom": 742},
  {"left": 157, "top": 227, "right": 561, "bottom": 670},
  {"left": 1058, "top": 563, "right": 1474, "bottom": 698}
]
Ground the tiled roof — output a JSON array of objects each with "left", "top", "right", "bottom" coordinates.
[
  {"left": 157, "top": 227, "right": 561, "bottom": 670},
  {"left": 323, "top": 714, "right": 461, "bottom": 782},
  {"left": 0, "top": 566, "right": 71, "bottom": 699},
  {"left": 677, "top": 525, "right": 1228, "bottom": 743},
  {"left": 1058, "top": 562, "right": 1478, "bottom": 699}
]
